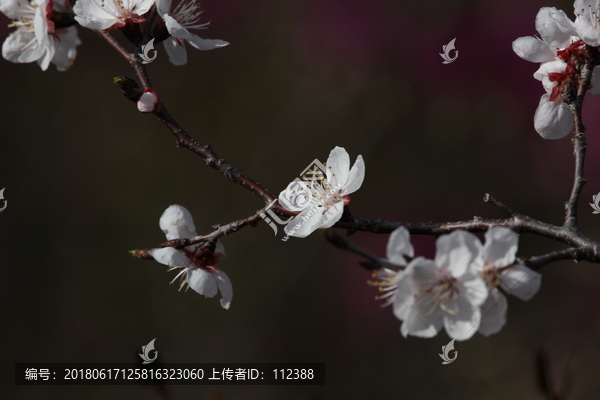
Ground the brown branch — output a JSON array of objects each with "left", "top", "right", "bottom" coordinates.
[
  {"left": 99, "top": 31, "right": 294, "bottom": 216},
  {"left": 131, "top": 204, "right": 273, "bottom": 259},
  {"left": 100, "top": 27, "right": 600, "bottom": 271},
  {"left": 520, "top": 248, "right": 593, "bottom": 271},
  {"left": 324, "top": 230, "right": 400, "bottom": 270},
  {"left": 564, "top": 45, "right": 600, "bottom": 229},
  {"left": 97, "top": 30, "right": 152, "bottom": 90}
]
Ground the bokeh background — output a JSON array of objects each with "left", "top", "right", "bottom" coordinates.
[{"left": 2, "top": 0, "right": 600, "bottom": 398}]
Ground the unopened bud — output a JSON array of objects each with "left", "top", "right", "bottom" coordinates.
[{"left": 137, "top": 88, "right": 160, "bottom": 113}]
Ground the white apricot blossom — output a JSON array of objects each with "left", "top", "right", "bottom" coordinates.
[
  {"left": 1, "top": 0, "right": 81, "bottom": 71},
  {"left": 156, "top": 0, "right": 228, "bottom": 65},
  {"left": 74, "top": 0, "right": 155, "bottom": 30},
  {"left": 472, "top": 227, "right": 541, "bottom": 336},
  {"left": 390, "top": 230, "right": 488, "bottom": 341},
  {"left": 150, "top": 205, "right": 232, "bottom": 309},
  {"left": 513, "top": 6, "right": 600, "bottom": 139},
  {"left": 280, "top": 146, "right": 365, "bottom": 238}
]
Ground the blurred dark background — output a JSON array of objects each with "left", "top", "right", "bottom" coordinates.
[{"left": 2, "top": 0, "right": 600, "bottom": 398}]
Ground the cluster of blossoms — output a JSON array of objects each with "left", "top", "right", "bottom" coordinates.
[
  {"left": 374, "top": 227, "right": 541, "bottom": 341},
  {"left": 278, "top": 146, "right": 365, "bottom": 238},
  {"left": 513, "top": 2, "right": 600, "bottom": 139},
  {"left": 0, "top": 0, "right": 227, "bottom": 70},
  {"left": 151, "top": 205, "right": 232, "bottom": 309}
]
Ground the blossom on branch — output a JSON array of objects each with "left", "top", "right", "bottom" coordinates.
[
  {"left": 376, "top": 226, "right": 541, "bottom": 340},
  {"left": 156, "top": 0, "right": 228, "bottom": 65},
  {"left": 1, "top": 0, "right": 81, "bottom": 71},
  {"left": 150, "top": 205, "right": 233, "bottom": 309},
  {"left": 513, "top": 6, "right": 600, "bottom": 139},
  {"left": 390, "top": 230, "right": 488, "bottom": 341},
  {"left": 279, "top": 146, "right": 365, "bottom": 238},
  {"left": 73, "top": 0, "right": 155, "bottom": 30},
  {"left": 471, "top": 227, "right": 542, "bottom": 336},
  {"left": 137, "top": 88, "right": 160, "bottom": 112}
]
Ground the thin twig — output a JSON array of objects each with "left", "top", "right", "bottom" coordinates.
[
  {"left": 131, "top": 204, "right": 274, "bottom": 259},
  {"left": 324, "top": 231, "right": 400, "bottom": 270},
  {"left": 484, "top": 193, "right": 518, "bottom": 216}
]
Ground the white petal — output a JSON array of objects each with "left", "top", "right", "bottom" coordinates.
[
  {"left": 340, "top": 155, "right": 365, "bottom": 196},
  {"left": 326, "top": 147, "right": 350, "bottom": 189},
  {"left": 163, "top": 37, "right": 187, "bottom": 66},
  {"left": 151, "top": 247, "right": 192, "bottom": 268},
  {"left": 283, "top": 209, "right": 322, "bottom": 238},
  {"left": 458, "top": 272, "right": 488, "bottom": 307},
  {"left": 401, "top": 302, "right": 443, "bottom": 338},
  {"left": 499, "top": 264, "right": 542, "bottom": 301},
  {"left": 386, "top": 226, "right": 414, "bottom": 265},
  {"left": 318, "top": 201, "right": 344, "bottom": 228},
  {"left": 187, "top": 268, "right": 219, "bottom": 298},
  {"left": 132, "top": 0, "right": 155, "bottom": 16},
  {"left": 51, "top": 26, "right": 80, "bottom": 71},
  {"left": 534, "top": 93, "right": 573, "bottom": 139},
  {"left": 159, "top": 204, "right": 197, "bottom": 240},
  {"left": 156, "top": 0, "right": 172, "bottom": 16},
  {"left": 575, "top": 15, "right": 600, "bottom": 47},
  {"left": 35, "top": 46, "right": 53, "bottom": 71},
  {"left": 213, "top": 269, "right": 233, "bottom": 309},
  {"left": 0, "top": 0, "right": 26, "bottom": 15},
  {"left": 137, "top": 90, "right": 159, "bottom": 113},
  {"left": 2, "top": 31, "right": 35, "bottom": 63},
  {"left": 164, "top": 14, "right": 195, "bottom": 40},
  {"left": 536, "top": 7, "right": 576, "bottom": 48},
  {"left": 278, "top": 179, "right": 314, "bottom": 212},
  {"left": 187, "top": 35, "right": 230, "bottom": 51},
  {"left": 443, "top": 297, "right": 480, "bottom": 341},
  {"left": 435, "top": 230, "right": 481, "bottom": 278},
  {"left": 512, "top": 36, "right": 555, "bottom": 63},
  {"left": 482, "top": 227, "right": 518, "bottom": 268},
  {"left": 73, "top": 0, "right": 120, "bottom": 30},
  {"left": 478, "top": 289, "right": 507, "bottom": 336},
  {"left": 410, "top": 258, "right": 440, "bottom": 290},
  {"left": 549, "top": 8, "right": 579, "bottom": 38},
  {"left": 391, "top": 263, "right": 419, "bottom": 321}
]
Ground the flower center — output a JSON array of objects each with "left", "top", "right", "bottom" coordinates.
[
  {"left": 172, "top": 0, "right": 210, "bottom": 29},
  {"left": 418, "top": 276, "right": 459, "bottom": 316},
  {"left": 576, "top": 4, "right": 600, "bottom": 29},
  {"left": 480, "top": 265, "right": 501, "bottom": 288}
]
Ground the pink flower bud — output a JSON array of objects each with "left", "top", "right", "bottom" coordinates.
[{"left": 137, "top": 89, "right": 160, "bottom": 113}]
